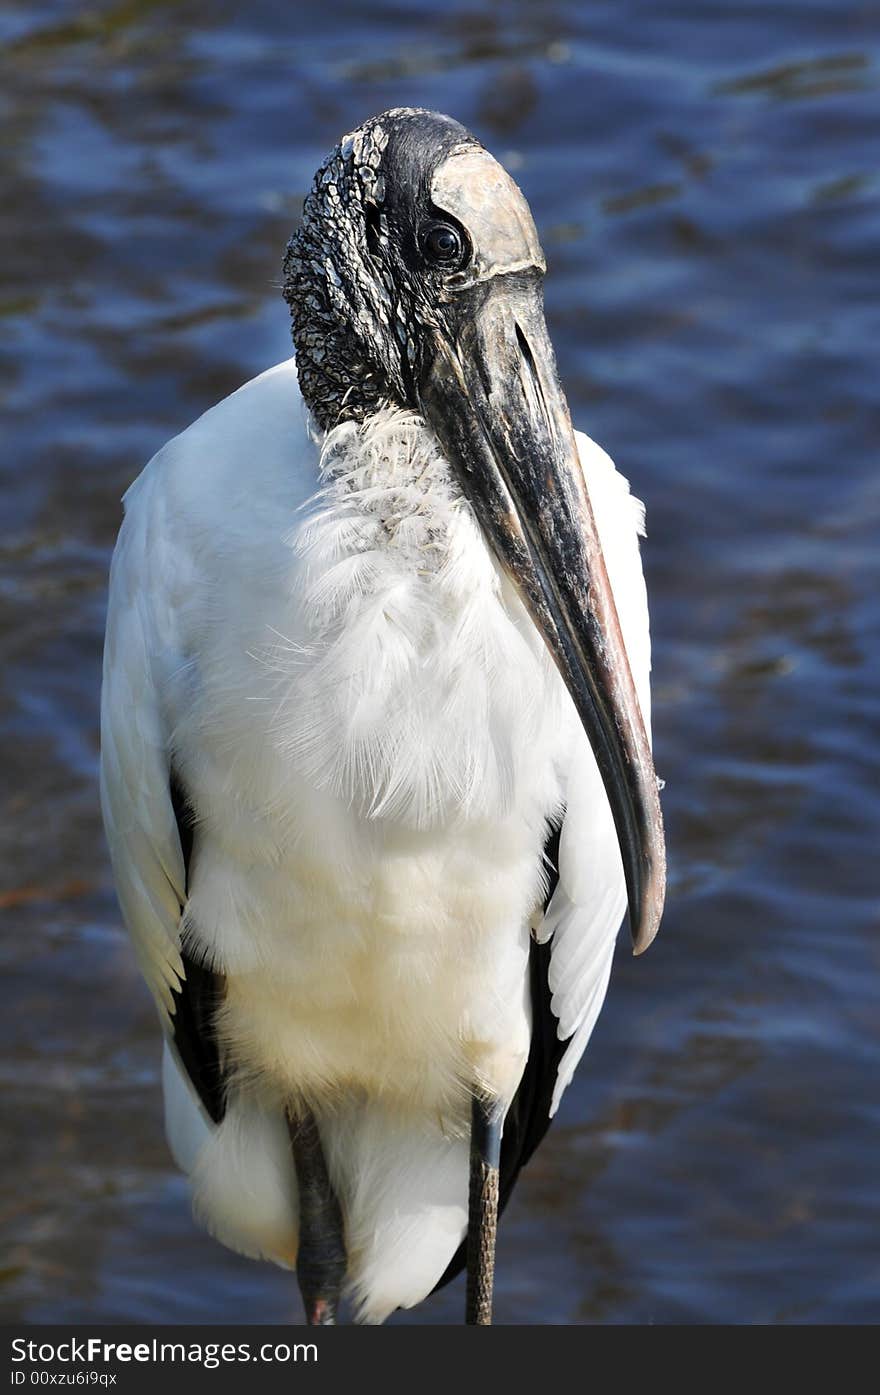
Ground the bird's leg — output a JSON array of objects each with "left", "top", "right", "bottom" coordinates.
[
  {"left": 465, "top": 1093, "right": 503, "bottom": 1325},
  {"left": 288, "top": 1108, "right": 346, "bottom": 1325}
]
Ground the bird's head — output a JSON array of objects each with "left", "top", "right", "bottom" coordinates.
[{"left": 284, "top": 108, "right": 666, "bottom": 953}]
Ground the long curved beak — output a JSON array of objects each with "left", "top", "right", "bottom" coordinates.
[{"left": 418, "top": 273, "right": 665, "bottom": 953}]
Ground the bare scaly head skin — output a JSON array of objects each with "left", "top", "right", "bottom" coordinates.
[{"left": 283, "top": 109, "right": 544, "bottom": 427}]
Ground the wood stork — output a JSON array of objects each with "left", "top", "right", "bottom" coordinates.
[{"left": 100, "top": 108, "right": 665, "bottom": 1326}]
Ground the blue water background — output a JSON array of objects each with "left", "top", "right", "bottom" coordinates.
[{"left": 1, "top": 0, "right": 878, "bottom": 1323}]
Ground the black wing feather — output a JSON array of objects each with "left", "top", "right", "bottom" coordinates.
[
  {"left": 169, "top": 772, "right": 227, "bottom": 1125},
  {"left": 433, "top": 820, "right": 570, "bottom": 1293}
]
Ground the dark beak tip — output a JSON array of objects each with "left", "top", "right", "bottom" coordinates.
[
  {"left": 632, "top": 924, "right": 659, "bottom": 958},
  {"left": 630, "top": 833, "right": 667, "bottom": 957}
]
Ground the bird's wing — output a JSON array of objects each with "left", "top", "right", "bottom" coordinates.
[
  {"left": 100, "top": 358, "right": 317, "bottom": 1128},
  {"left": 101, "top": 484, "right": 230, "bottom": 1127},
  {"left": 537, "top": 430, "right": 653, "bottom": 1116},
  {"left": 100, "top": 470, "right": 187, "bottom": 1026}
]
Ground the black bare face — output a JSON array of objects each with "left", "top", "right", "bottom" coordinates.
[
  {"left": 361, "top": 109, "right": 476, "bottom": 281},
  {"left": 282, "top": 107, "right": 544, "bottom": 430},
  {"left": 282, "top": 109, "right": 473, "bottom": 429}
]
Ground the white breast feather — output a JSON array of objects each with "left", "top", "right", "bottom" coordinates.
[{"left": 254, "top": 406, "right": 569, "bottom": 831}]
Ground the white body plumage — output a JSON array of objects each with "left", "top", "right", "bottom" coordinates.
[{"left": 101, "top": 357, "right": 652, "bottom": 1322}]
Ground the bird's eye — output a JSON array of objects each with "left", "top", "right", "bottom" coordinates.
[{"left": 420, "top": 221, "right": 466, "bottom": 269}]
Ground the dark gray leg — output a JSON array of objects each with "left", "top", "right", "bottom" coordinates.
[
  {"left": 288, "top": 1108, "right": 346, "bottom": 1325},
  {"left": 465, "top": 1094, "right": 503, "bottom": 1325}
]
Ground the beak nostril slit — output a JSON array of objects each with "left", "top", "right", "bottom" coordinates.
[
  {"left": 514, "top": 320, "right": 536, "bottom": 377},
  {"left": 514, "top": 319, "right": 554, "bottom": 446}
]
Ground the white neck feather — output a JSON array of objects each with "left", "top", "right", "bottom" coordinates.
[{"left": 273, "top": 410, "right": 566, "bottom": 831}]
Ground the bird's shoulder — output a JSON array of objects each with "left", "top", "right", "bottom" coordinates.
[
  {"left": 121, "top": 357, "right": 318, "bottom": 561},
  {"left": 573, "top": 429, "right": 650, "bottom": 720}
]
